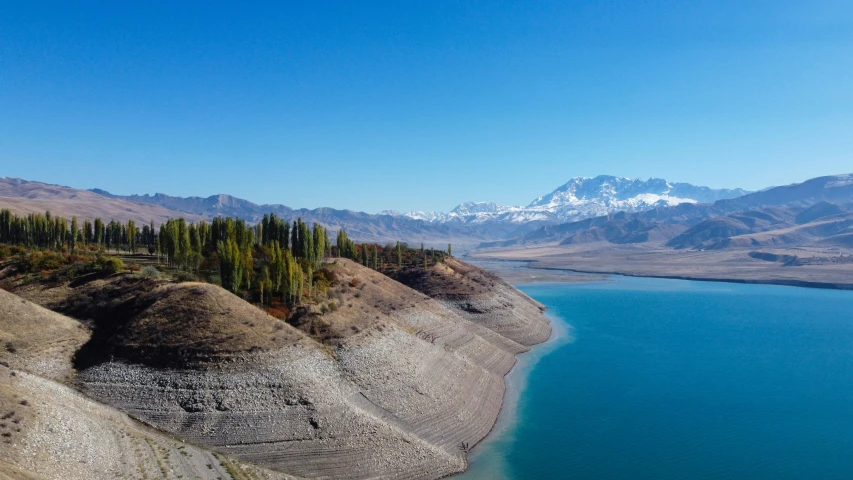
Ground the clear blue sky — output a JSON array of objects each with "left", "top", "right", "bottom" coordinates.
[{"left": 1, "top": 1, "right": 852, "bottom": 212}]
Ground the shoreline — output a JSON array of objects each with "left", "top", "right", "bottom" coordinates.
[
  {"left": 526, "top": 265, "right": 853, "bottom": 291},
  {"left": 455, "top": 287, "right": 574, "bottom": 479},
  {"left": 464, "top": 257, "right": 608, "bottom": 284}
]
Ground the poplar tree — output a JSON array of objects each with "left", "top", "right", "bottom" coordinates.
[
  {"left": 261, "top": 214, "right": 270, "bottom": 245},
  {"left": 291, "top": 221, "right": 299, "bottom": 257},
  {"left": 189, "top": 223, "right": 202, "bottom": 271},
  {"left": 281, "top": 220, "right": 290, "bottom": 251},
  {"left": 243, "top": 245, "right": 254, "bottom": 290},
  {"left": 312, "top": 224, "right": 326, "bottom": 269},
  {"left": 178, "top": 219, "right": 191, "bottom": 270},
  {"left": 270, "top": 241, "right": 283, "bottom": 292},
  {"left": 217, "top": 240, "right": 243, "bottom": 293},
  {"left": 94, "top": 218, "right": 104, "bottom": 247},
  {"left": 83, "top": 220, "right": 93, "bottom": 245},
  {"left": 70, "top": 217, "right": 79, "bottom": 251},
  {"left": 127, "top": 220, "right": 137, "bottom": 253},
  {"left": 396, "top": 241, "right": 402, "bottom": 267},
  {"left": 198, "top": 220, "right": 208, "bottom": 252}
]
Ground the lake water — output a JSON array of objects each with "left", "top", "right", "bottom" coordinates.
[{"left": 458, "top": 277, "right": 853, "bottom": 480}]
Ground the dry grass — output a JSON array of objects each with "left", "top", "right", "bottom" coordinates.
[
  {"left": 0, "top": 288, "right": 89, "bottom": 380},
  {"left": 285, "top": 259, "right": 433, "bottom": 345},
  {"left": 12, "top": 274, "right": 306, "bottom": 368},
  {"left": 384, "top": 257, "right": 503, "bottom": 298}
]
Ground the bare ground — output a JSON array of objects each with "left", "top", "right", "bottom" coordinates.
[{"left": 471, "top": 242, "right": 853, "bottom": 289}]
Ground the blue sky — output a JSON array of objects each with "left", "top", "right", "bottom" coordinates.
[{"left": 1, "top": 1, "right": 852, "bottom": 212}]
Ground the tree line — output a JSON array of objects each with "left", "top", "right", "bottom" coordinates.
[
  {"left": 334, "top": 230, "right": 451, "bottom": 272},
  {"left": 1, "top": 207, "right": 451, "bottom": 308}
]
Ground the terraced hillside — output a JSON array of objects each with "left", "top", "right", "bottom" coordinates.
[
  {"left": 0, "top": 289, "right": 288, "bottom": 480},
  {"left": 1, "top": 258, "right": 550, "bottom": 479}
]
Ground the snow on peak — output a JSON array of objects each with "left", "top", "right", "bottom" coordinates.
[{"left": 402, "top": 175, "right": 748, "bottom": 225}]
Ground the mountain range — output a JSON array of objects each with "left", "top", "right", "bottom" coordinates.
[
  {"left": 402, "top": 176, "right": 749, "bottom": 225},
  {"left": 10, "top": 174, "right": 847, "bottom": 252},
  {"left": 481, "top": 174, "right": 853, "bottom": 251}
]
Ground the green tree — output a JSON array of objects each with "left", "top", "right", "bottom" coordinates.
[
  {"left": 243, "top": 245, "right": 254, "bottom": 290},
  {"left": 260, "top": 266, "right": 271, "bottom": 305},
  {"left": 94, "top": 218, "right": 104, "bottom": 247},
  {"left": 127, "top": 220, "right": 137, "bottom": 253},
  {"left": 188, "top": 223, "right": 202, "bottom": 271},
  {"left": 312, "top": 223, "right": 326, "bottom": 269},
  {"left": 70, "top": 217, "right": 79, "bottom": 251},
  {"left": 83, "top": 220, "right": 93, "bottom": 245},
  {"left": 217, "top": 240, "right": 243, "bottom": 293}
]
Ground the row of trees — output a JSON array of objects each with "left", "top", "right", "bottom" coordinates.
[
  {"left": 2, "top": 208, "right": 452, "bottom": 308},
  {"left": 0, "top": 209, "right": 161, "bottom": 254},
  {"left": 154, "top": 216, "right": 330, "bottom": 302},
  {"left": 0, "top": 208, "right": 331, "bottom": 305},
  {"left": 334, "top": 232, "right": 450, "bottom": 272}
]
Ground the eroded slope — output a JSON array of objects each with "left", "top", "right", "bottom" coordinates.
[
  {"left": 5, "top": 258, "right": 550, "bottom": 479},
  {"left": 0, "top": 287, "right": 289, "bottom": 480}
]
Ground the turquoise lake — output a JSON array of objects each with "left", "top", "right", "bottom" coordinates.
[{"left": 458, "top": 277, "right": 853, "bottom": 480}]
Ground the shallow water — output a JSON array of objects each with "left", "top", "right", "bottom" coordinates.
[{"left": 458, "top": 277, "right": 853, "bottom": 480}]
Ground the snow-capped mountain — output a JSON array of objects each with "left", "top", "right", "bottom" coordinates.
[{"left": 403, "top": 176, "right": 749, "bottom": 225}]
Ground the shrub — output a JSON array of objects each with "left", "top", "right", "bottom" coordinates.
[
  {"left": 174, "top": 271, "right": 196, "bottom": 283},
  {"left": 141, "top": 265, "right": 160, "bottom": 279},
  {"left": 30, "top": 251, "right": 66, "bottom": 271},
  {"left": 313, "top": 271, "right": 331, "bottom": 293},
  {"left": 318, "top": 267, "right": 337, "bottom": 284},
  {"left": 96, "top": 255, "right": 124, "bottom": 274},
  {"left": 265, "top": 305, "right": 291, "bottom": 320}
]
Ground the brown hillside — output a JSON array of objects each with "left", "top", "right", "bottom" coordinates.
[
  {"left": 68, "top": 259, "right": 550, "bottom": 479},
  {"left": 3, "top": 257, "right": 552, "bottom": 479},
  {"left": 0, "top": 177, "right": 204, "bottom": 224},
  {"left": 386, "top": 257, "right": 550, "bottom": 349},
  {"left": 0, "top": 287, "right": 291, "bottom": 480},
  {"left": 0, "top": 288, "right": 88, "bottom": 381},
  {"left": 14, "top": 275, "right": 306, "bottom": 368}
]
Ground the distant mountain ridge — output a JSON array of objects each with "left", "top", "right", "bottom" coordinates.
[
  {"left": 0, "top": 174, "right": 754, "bottom": 246},
  {"left": 404, "top": 175, "right": 749, "bottom": 225},
  {"left": 480, "top": 173, "right": 853, "bottom": 250},
  {"left": 87, "top": 187, "right": 521, "bottom": 244}
]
